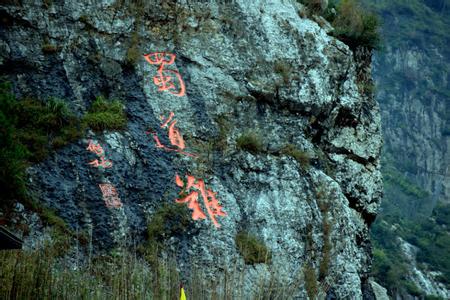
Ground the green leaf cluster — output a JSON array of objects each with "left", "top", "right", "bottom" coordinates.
[
  {"left": 371, "top": 204, "right": 450, "bottom": 296},
  {"left": 0, "top": 82, "right": 82, "bottom": 210},
  {"left": 82, "top": 96, "right": 127, "bottom": 132},
  {"left": 332, "top": 0, "right": 381, "bottom": 50}
]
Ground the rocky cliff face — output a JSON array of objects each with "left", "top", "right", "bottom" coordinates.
[
  {"left": 362, "top": 0, "right": 450, "bottom": 216},
  {"left": 0, "top": 0, "right": 382, "bottom": 298},
  {"left": 362, "top": 0, "right": 450, "bottom": 297},
  {"left": 374, "top": 44, "right": 449, "bottom": 215},
  {"left": 373, "top": 35, "right": 450, "bottom": 300}
]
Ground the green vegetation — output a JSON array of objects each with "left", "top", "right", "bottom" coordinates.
[
  {"left": 373, "top": 159, "right": 447, "bottom": 297},
  {"left": 280, "top": 144, "right": 310, "bottom": 169},
  {"left": 47, "top": 227, "right": 73, "bottom": 257},
  {"left": 371, "top": 203, "right": 450, "bottom": 296},
  {"left": 383, "top": 167, "right": 429, "bottom": 199},
  {"left": 235, "top": 231, "right": 271, "bottom": 264},
  {"left": 378, "top": 162, "right": 432, "bottom": 220},
  {"left": 303, "top": 264, "right": 318, "bottom": 299},
  {"left": 298, "top": 0, "right": 380, "bottom": 50},
  {"left": 371, "top": 221, "right": 414, "bottom": 296},
  {"left": 0, "top": 82, "right": 82, "bottom": 210},
  {"left": 213, "top": 113, "right": 232, "bottom": 152},
  {"left": 0, "top": 82, "right": 28, "bottom": 209},
  {"left": 25, "top": 198, "right": 85, "bottom": 253},
  {"left": 147, "top": 203, "right": 191, "bottom": 242},
  {"left": 141, "top": 203, "right": 192, "bottom": 267},
  {"left": 41, "top": 44, "right": 58, "bottom": 54},
  {"left": 315, "top": 185, "right": 332, "bottom": 280},
  {"left": 274, "top": 60, "right": 292, "bottom": 84},
  {"left": 315, "top": 185, "right": 329, "bottom": 212},
  {"left": 298, "top": 0, "right": 338, "bottom": 20},
  {"left": 363, "top": 0, "right": 450, "bottom": 55},
  {"left": 331, "top": 0, "right": 381, "bottom": 50},
  {"left": 12, "top": 96, "right": 81, "bottom": 161},
  {"left": 319, "top": 219, "right": 332, "bottom": 280},
  {"left": 82, "top": 96, "right": 127, "bottom": 132},
  {"left": 357, "top": 81, "right": 375, "bottom": 95},
  {"left": 236, "top": 132, "right": 264, "bottom": 154},
  {"left": 0, "top": 81, "right": 129, "bottom": 220},
  {"left": 0, "top": 246, "right": 309, "bottom": 299},
  {"left": 434, "top": 203, "right": 450, "bottom": 227},
  {"left": 425, "top": 296, "right": 446, "bottom": 300},
  {"left": 0, "top": 249, "right": 180, "bottom": 299},
  {"left": 126, "top": 31, "right": 140, "bottom": 65}
]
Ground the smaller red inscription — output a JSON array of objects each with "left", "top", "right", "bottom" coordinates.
[
  {"left": 88, "top": 157, "right": 113, "bottom": 168},
  {"left": 86, "top": 140, "right": 113, "bottom": 169},
  {"left": 86, "top": 139, "right": 104, "bottom": 156},
  {"left": 99, "top": 183, "right": 123, "bottom": 208}
]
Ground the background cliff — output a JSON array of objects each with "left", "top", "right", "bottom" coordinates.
[
  {"left": 361, "top": 0, "right": 450, "bottom": 298},
  {"left": 0, "top": 0, "right": 383, "bottom": 298}
]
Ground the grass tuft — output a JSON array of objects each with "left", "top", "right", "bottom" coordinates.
[
  {"left": 141, "top": 203, "right": 192, "bottom": 268},
  {"left": 280, "top": 144, "right": 310, "bottom": 169},
  {"left": 126, "top": 31, "right": 140, "bottom": 65},
  {"left": 332, "top": 0, "right": 380, "bottom": 50},
  {"left": 41, "top": 44, "right": 58, "bottom": 54},
  {"left": 236, "top": 132, "right": 264, "bottom": 154},
  {"left": 319, "top": 219, "right": 332, "bottom": 280},
  {"left": 304, "top": 264, "right": 319, "bottom": 299},
  {"left": 147, "top": 203, "right": 191, "bottom": 243},
  {"left": 274, "top": 61, "right": 292, "bottom": 84},
  {"left": 235, "top": 231, "right": 271, "bottom": 264},
  {"left": 82, "top": 96, "right": 127, "bottom": 132}
]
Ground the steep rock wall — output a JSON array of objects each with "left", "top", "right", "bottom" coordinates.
[
  {"left": 0, "top": 0, "right": 382, "bottom": 297},
  {"left": 374, "top": 45, "right": 449, "bottom": 214}
]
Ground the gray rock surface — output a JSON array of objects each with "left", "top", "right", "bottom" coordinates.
[
  {"left": 369, "top": 279, "right": 389, "bottom": 300},
  {"left": 1, "top": 0, "right": 382, "bottom": 297},
  {"left": 374, "top": 44, "right": 450, "bottom": 213},
  {"left": 398, "top": 238, "right": 450, "bottom": 299}
]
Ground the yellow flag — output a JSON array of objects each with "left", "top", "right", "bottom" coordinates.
[{"left": 180, "top": 287, "right": 186, "bottom": 300}]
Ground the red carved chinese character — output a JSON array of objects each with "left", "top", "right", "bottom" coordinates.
[
  {"left": 161, "top": 112, "right": 185, "bottom": 150},
  {"left": 99, "top": 183, "right": 123, "bottom": 208},
  {"left": 143, "top": 52, "right": 176, "bottom": 65},
  {"left": 175, "top": 174, "right": 227, "bottom": 228},
  {"left": 176, "top": 191, "right": 207, "bottom": 220},
  {"left": 86, "top": 139, "right": 104, "bottom": 156},
  {"left": 143, "top": 52, "right": 186, "bottom": 97},
  {"left": 86, "top": 140, "right": 113, "bottom": 168},
  {"left": 88, "top": 156, "right": 113, "bottom": 168},
  {"left": 146, "top": 112, "right": 197, "bottom": 157}
]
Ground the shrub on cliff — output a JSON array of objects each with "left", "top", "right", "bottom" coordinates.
[
  {"left": 236, "top": 131, "right": 264, "bottom": 154},
  {"left": 0, "top": 82, "right": 28, "bottom": 210},
  {"left": 82, "top": 96, "right": 127, "bottom": 132},
  {"left": 304, "top": 264, "right": 319, "bottom": 299},
  {"left": 299, "top": 0, "right": 330, "bottom": 15},
  {"left": 0, "top": 82, "right": 82, "bottom": 210},
  {"left": 147, "top": 203, "right": 192, "bottom": 242},
  {"left": 332, "top": 0, "right": 381, "bottom": 50},
  {"left": 280, "top": 144, "right": 310, "bottom": 169},
  {"left": 142, "top": 203, "right": 192, "bottom": 268},
  {"left": 235, "top": 231, "right": 271, "bottom": 264}
]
